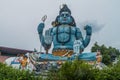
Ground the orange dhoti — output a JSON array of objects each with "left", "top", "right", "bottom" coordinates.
[{"left": 52, "top": 49, "right": 73, "bottom": 57}]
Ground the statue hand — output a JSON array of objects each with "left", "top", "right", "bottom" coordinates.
[
  {"left": 37, "top": 15, "right": 47, "bottom": 34},
  {"left": 44, "top": 30, "right": 52, "bottom": 45},
  {"left": 37, "top": 23, "right": 45, "bottom": 34},
  {"left": 84, "top": 25, "right": 92, "bottom": 36}
]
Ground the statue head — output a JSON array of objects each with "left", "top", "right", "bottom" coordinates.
[{"left": 54, "top": 4, "right": 76, "bottom": 26}]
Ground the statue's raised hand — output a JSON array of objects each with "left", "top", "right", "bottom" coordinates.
[
  {"left": 37, "top": 15, "right": 47, "bottom": 34},
  {"left": 84, "top": 25, "right": 92, "bottom": 36},
  {"left": 44, "top": 30, "right": 52, "bottom": 45}
]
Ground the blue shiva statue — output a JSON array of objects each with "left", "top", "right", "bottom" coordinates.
[{"left": 37, "top": 4, "right": 92, "bottom": 57}]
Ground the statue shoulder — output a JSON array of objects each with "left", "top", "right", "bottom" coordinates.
[
  {"left": 50, "top": 27, "right": 57, "bottom": 35},
  {"left": 52, "top": 27, "right": 57, "bottom": 31}
]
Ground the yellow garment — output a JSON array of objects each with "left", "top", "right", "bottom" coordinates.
[
  {"left": 97, "top": 57, "right": 102, "bottom": 62},
  {"left": 96, "top": 55, "right": 102, "bottom": 63},
  {"left": 21, "top": 59, "right": 28, "bottom": 67}
]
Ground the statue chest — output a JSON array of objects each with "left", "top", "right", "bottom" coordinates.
[
  {"left": 52, "top": 25, "right": 76, "bottom": 44},
  {"left": 52, "top": 25, "right": 76, "bottom": 35}
]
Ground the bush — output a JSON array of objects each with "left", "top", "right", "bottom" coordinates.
[
  {"left": 47, "top": 59, "right": 120, "bottom": 80},
  {"left": 0, "top": 62, "right": 42, "bottom": 80},
  {"left": 47, "top": 60, "right": 95, "bottom": 80},
  {"left": 1, "top": 59, "right": 120, "bottom": 80}
]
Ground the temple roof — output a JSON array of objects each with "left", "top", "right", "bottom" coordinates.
[{"left": 0, "top": 46, "right": 33, "bottom": 55}]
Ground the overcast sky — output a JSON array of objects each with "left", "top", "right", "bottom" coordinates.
[{"left": 0, "top": 0, "right": 120, "bottom": 52}]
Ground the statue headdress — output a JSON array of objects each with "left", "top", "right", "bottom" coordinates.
[
  {"left": 52, "top": 4, "right": 76, "bottom": 26},
  {"left": 59, "top": 4, "right": 71, "bottom": 14}
]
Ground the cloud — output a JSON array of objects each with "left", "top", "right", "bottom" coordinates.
[{"left": 79, "top": 20, "right": 105, "bottom": 33}]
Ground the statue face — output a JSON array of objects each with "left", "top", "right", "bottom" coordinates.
[{"left": 58, "top": 12, "right": 73, "bottom": 24}]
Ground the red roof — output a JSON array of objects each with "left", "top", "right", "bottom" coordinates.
[{"left": 0, "top": 46, "right": 33, "bottom": 55}]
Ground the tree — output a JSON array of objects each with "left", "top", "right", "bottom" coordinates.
[
  {"left": 91, "top": 42, "right": 120, "bottom": 65},
  {"left": 91, "top": 42, "right": 100, "bottom": 52},
  {"left": 47, "top": 60, "right": 95, "bottom": 80}
]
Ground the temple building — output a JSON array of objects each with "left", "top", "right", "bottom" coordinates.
[{"left": 0, "top": 46, "right": 33, "bottom": 62}]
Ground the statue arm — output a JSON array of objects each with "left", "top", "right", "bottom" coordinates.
[
  {"left": 37, "top": 23, "right": 46, "bottom": 47},
  {"left": 75, "top": 28, "right": 85, "bottom": 51},
  {"left": 76, "top": 25, "right": 92, "bottom": 50},
  {"left": 37, "top": 23, "right": 53, "bottom": 51},
  {"left": 83, "top": 25, "right": 92, "bottom": 47}
]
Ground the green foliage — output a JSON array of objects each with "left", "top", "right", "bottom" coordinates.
[
  {"left": 2, "top": 59, "right": 118, "bottom": 80},
  {"left": 94, "top": 59, "right": 120, "bottom": 80},
  {"left": 91, "top": 42, "right": 100, "bottom": 52},
  {"left": 102, "top": 54, "right": 111, "bottom": 65},
  {"left": 47, "top": 59, "right": 120, "bottom": 80},
  {"left": 0, "top": 62, "right": 42, "bottom": 80},
  {"left": 47, "top": 60, "right": 95, "bottom": 80},
  {"left": 91, "top": 42, "right": 120, "bottom": 65}
]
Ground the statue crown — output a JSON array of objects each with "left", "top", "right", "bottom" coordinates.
[{"left": 59, "top": 4, "right": 71, "bottom": 14}]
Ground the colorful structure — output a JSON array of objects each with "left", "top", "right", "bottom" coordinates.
[{"left": 4, "top": 4, "right": 101, "bottom": 72}]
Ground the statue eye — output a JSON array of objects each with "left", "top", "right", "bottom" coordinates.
[
  {"left": 61, "top": 14, "right": 69, "bottom": 17},
  {"left": 61, "top": 14, "right": 64, "bottom": 17},
  {"left": 66, "top": 14, "right": 69, "bottom": 17}
]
